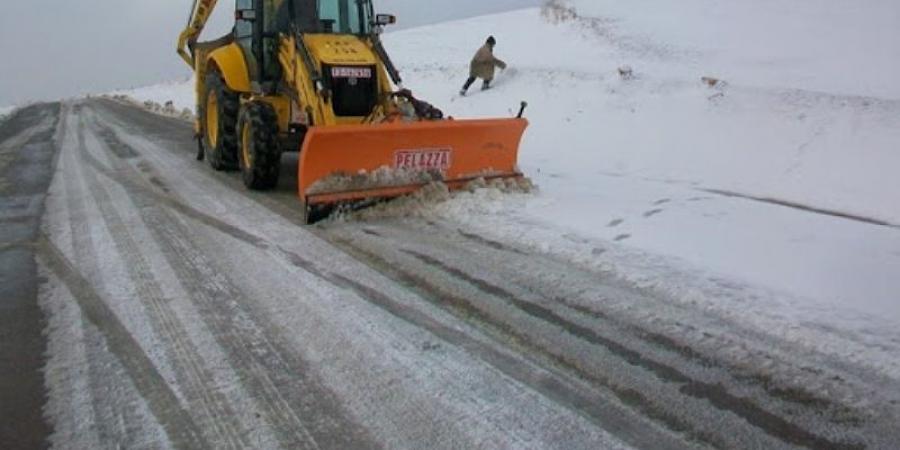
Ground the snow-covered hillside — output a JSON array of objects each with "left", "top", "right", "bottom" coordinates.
[
  {"left": 118, "top": 1, "right": 900, "bottom": 343},
  {"left": 387, "top": 2, "right": 900, "bottom": 222},
  {"left": 567, "top": 0, "right": 900, "bottom": 100},
  {"left": 0, "top": 106, "right": 13, "bottom": 117},
  {"left": 382, "top": 2, "right": 900, "bottom": 332}
]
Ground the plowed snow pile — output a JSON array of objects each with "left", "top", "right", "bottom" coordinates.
[
  {"left": 111, "top": 78, "right": 195, "bottom": 113},
  {"left": 307, "top": 167, "right": 444, "bottom": 195},
  {"left": 330, "top": 177, "right": 535, "bottom": 222}
]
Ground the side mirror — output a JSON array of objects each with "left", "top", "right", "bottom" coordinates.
[
  {"left": 375, "top": 14, "right": 397, "bottom": 26},
  {"left": 235, "top": 9, "right": 257, "bottom": 21},
  {"left": 235, "top": 0, "right": 255, "bottom": 20}
]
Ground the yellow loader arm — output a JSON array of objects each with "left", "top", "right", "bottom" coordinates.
[{"left": 177, "top": 0, "right": 221, "bottom": 67}]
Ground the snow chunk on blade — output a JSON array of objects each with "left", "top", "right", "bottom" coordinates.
[
  {"left": 306, "top": 167, "right": 444, "bottom": 196},
  {"left": 328, "top": 176, "right": 536, "bottom": 223}
]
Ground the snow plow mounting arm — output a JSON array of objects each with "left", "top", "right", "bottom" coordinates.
[{"left": 177, "top": 0, "right": 221, "bottom": 67}]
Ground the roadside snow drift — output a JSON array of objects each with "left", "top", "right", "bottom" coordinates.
[{"left": 111, "top": 78, "right": 195, "bottom": 113}]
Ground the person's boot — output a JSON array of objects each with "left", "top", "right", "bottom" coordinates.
[
  {"left": 461, "top": 77, "right": 476, "bottom": 96},
  {"left": 195, "top": 138, "right": 205, "bottom": 161}
]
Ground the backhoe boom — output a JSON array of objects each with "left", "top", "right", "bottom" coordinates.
[{"left": 177, "top": 0, "right": 220, "bottom": 67}]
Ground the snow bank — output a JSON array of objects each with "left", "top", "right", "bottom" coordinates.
[
  {"left": 104, "top": 80, "right": 195, "bottom": 121},
  {"left": 108, "top": 78, "right": 196, "bottom": 121},
  {"left": 111, "top": 78, "right": 195, "bottom": 113}
]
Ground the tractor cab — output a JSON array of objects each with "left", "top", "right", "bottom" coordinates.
[{"left": 234, "top": 0, "right": 383, "bottom": 87}]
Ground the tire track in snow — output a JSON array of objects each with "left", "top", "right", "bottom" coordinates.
[
  {"left": 83, "top": 99, "right": 658, "bottom": 449},
  {"left": 36, "top": 235, "right": 209, "bottom": 450},
  {"left": 58, "top": 106, "right": 148, "bottom": 447},
  {"left": 81, "top": 105, "right": 376, "bottom": 449},
  {"left": 91, "top": 98, "right": 892, "bottom": 450},
  {"left": 324, "top": 223, "right": 875, "bottom": 450},
  {"left": 326, "top": 233, "right": 729, "bottom": 449},
  {"left": 83, "top": 100, "right": 716, "bottom": 449},
  {"left": 437, "top": 221, "right": 900, "bottom": 433},
  {"left": 387, "top": 222, "right": 892, "bottom": 443},
  {"left": 77, "top": 111, "right": 298, "bottom": 448},
  {"left": 401, "top": 249, "right": 858, "bottom": 450},
  {"left": 73, "top": 112, "right": 251, "bottom": 449},
  {"left": 60, "top": 104, "right": 149, "bottom": 447}
]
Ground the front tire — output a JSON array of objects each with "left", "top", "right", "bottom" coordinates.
[
  {"left": 201, "top": 68, "right": 239, "bottom": 170},
  {"left": 237, "top": 101, "right": 281, "bottom": 190}
]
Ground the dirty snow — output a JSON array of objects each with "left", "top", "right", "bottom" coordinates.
[
  {"left": 308, "top": 165, "right": 533, "bottom": 197},
  {"left": 38, "top": 263, "right": 171, "bottom": 449},
  {"left": 307, "top": 166, "right": 444, "bottom": 195}
]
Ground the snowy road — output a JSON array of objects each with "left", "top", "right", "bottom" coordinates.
[{"left": 4, "top": 99, "right": 898, "bottom": 449}]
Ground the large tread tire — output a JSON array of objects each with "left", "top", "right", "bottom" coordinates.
[
  {"left": 200, "top": 69, "right": 240, "bottom": 171},
  {"left": 237, "top": 101, "right": 281, "bottom": 190}
]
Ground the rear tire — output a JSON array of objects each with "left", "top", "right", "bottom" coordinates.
[
  {"left": 201, "top": 68, "right": 239, "bottom": 170},
  {"left": 237, "top": 101, "right": 281, "bottom": 190}
]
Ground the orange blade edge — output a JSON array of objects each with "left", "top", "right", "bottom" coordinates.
[{"left": 298, "top": 117, "right": 529, "bottom": 205}]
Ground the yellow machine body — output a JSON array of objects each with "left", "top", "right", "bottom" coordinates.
[{"left": 177, "top": 0, "right": 528, "bottom": 221}]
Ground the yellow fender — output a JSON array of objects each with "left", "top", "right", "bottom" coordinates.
[{"left": 208, "top": 43, "right": 251, "bottom": 93}]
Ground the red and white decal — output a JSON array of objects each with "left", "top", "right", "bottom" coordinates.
[
  {"left": 394, "top": 148, "right": 452, "bottom": 171},
  {"left": 331, "top": 67, "right": 372, "bottom": 79}
]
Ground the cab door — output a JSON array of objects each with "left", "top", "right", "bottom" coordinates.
[
  {"left": 234, "top": 0, "right": 260, "bottom": 83},
  {"left": 235, "top": 0, "right": 282, "bottom": 86}
]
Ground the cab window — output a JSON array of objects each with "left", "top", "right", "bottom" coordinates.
[{"left": 317, "top": 0, "right": 370, "bottom": 34}]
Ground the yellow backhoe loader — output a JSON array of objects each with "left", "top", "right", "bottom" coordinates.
[{"left": 177, "top": 0, "right": 529, "bottom": 222}]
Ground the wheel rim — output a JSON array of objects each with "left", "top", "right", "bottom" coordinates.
[
  {"left": 206, "top": 91, "right": 219, "bottom": 148},
  {"left": 241, "top": 121, "right": 252, "bottom": 169}
]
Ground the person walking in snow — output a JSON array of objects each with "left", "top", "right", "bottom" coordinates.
[{"left": 460, "top": 36, "right": 507, "bottom": 96}]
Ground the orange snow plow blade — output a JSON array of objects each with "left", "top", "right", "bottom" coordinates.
[{"left": 298, "top": 118, "right": 528, "bottom": 208}]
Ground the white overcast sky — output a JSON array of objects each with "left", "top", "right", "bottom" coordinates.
[{"left": 0, "top": 0, "right": 539, "bottom": 106}]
